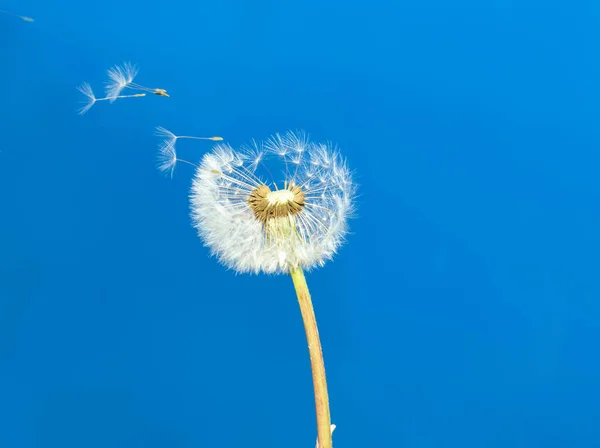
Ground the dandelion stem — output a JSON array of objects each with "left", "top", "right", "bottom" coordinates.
[{"left": 290, "top": 266, "right": 332, "bottom": 448}]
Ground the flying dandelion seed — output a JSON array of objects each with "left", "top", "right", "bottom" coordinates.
[
  {"left": 105, "top": 62, "right": 169, "bottom": 102},
  {"left": 156, "top": 126, "right": 223, "bottom": 152},
  {"left": 76, "top": 82, "right": 145, "bottom": 115},
  {"left": 155, "top": 126, "right": 224, "bottom": 177},
  {"left": 0, "top": 9, "right": 34, "bottom": 22},
  {"left": 160, "top": 130, "right": 355, "bottom": 448}
]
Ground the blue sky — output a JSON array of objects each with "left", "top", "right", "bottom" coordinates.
[{"left": 1, "top": 0, "right": 600, "bottom": 447}]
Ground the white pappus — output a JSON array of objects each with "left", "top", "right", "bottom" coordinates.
[{"left": 185, "top": 131, "right": 356, "bottom": 274}]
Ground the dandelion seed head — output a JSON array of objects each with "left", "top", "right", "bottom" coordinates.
[{"left": 190, "top": 132, "right": 355, "bottom": 274}]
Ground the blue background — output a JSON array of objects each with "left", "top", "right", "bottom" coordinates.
[{"left": 1, "top": 0, "right": 600, "bottom": 447}]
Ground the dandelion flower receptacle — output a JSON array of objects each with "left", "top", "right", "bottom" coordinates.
[{"left": 163, "top": 130, "right": 354, "bottom": 448}]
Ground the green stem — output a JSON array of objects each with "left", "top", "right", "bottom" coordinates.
[{"left": 290, "top": 266, "right": 332, "bottom": 448}]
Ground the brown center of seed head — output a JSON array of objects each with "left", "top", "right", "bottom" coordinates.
[{"left": 248, "top": 184, "right": 306, "bottom": 222}]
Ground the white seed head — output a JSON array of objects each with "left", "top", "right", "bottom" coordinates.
[{"left": 190, "top": 131, "right": 356, "bottom": 274}]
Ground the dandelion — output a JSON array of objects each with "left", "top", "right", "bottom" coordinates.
[
  {"left": 0, "top": 9, "right": 34, "bottom": 22},
  {"left": 76, "top": 82, "right": 145, "bottom": 115},
  {"left": 161, "top": 131, "right": 355, "bottom": 448},
  {"left": 105, "top": 62, "right": 169, "bottom": 102}
]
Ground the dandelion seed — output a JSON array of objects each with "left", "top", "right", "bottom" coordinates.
[
  {"left": 0, "top": 9, "right": 34, "bottom": 22},
  {"left": 76, "top": 82, "right": 145, "bottom": 115},
  {"left": 156, "top": 126, "right": 223, "bottom": 144},
  {"left": 155, "top": 126, "right": 223, "bottom": 175},
  {"left": 105, "top": 62, "right": 169, "bottom": 102}
]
